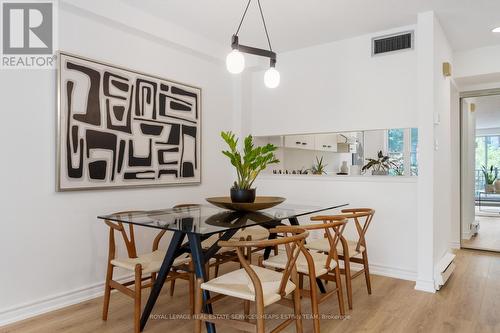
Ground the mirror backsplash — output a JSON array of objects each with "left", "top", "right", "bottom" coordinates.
[{"left": 254, "top": 128, "right": 418, "bottom": 177}]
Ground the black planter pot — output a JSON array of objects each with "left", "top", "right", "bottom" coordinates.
[{"left": 230, "top": 188, "right": 256, "bottom": 203}]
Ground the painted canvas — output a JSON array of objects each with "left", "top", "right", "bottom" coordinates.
[{"left": 57, "top": 52, "right": 201, "bottom": 190}]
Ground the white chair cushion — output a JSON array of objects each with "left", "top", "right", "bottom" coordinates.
[
  {"left": 232, "top": 227, "right": 270, "bottom": 241},
  {"left": 201, "top": 235, "right": 235, "bottom": 255},
  {"left": 202, "top": 228, "right": 269, "bottom": 255},
  {"left": 262, "top": 251, "right": 336, "bottom": 277},
  {"left": 201, "top": 265, "right": 295, "bottom": 307},
  {"left": 201, "top": 235, "right": 219, "bottom": 249},
  {"left": 305, "top": 239, "right": 365, "bottom": 258},
  {"left": 111, "top": 250, "right": 190, "bottom": 274}
]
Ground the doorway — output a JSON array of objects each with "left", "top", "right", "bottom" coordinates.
[{"left": 461, "top": 89, "right": 500, "bottom": 252}]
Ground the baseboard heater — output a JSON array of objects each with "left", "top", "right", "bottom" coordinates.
[{"left": 435, "top": 252, "right": 456, "bottom": 290}]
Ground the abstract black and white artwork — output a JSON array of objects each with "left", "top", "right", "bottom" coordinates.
[{"left": 57, "top": 53, "right": 201, "bottom": 190}]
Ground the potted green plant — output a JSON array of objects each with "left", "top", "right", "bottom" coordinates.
[
  {"left": 309, "top": 156, "right": 327, "bottom": 175},
  {"left": 481, "top": 165, "right": 497, "bottom": 193},
  {"left": 362, "top": 151, "right": 395, "bottom": 175},
  {"left": 221, "top": 131, "right": 279, "bottom": 203}
]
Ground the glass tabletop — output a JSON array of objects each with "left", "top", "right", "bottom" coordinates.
[{"left": 98, "top": 203, "right": 348, "bottom": 236}]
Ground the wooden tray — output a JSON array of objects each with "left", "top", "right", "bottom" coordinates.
[{"left": 206, "top": 196, "right": 286, "bottom": 212}]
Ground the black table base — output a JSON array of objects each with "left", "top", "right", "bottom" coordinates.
[
  {"left": 140, "top": 231, "right": 185, "bottom": 331},
  {"left": 140, "top": 216, "right": 328, "bottom": 332},
  {"left": 140, "top": 228, "right": 240, "bottom": 332}
]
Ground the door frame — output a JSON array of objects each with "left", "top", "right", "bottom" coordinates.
[{"left": 460, "top": 88, "right": 500, "bottom": 251}]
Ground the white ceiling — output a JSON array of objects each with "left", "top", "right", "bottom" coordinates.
[
  {"left": 122, "top": 0, "right": 500, "bottom": 53},
  {"left": 468, "top": 95, "right": 500, "bottom": 129}
]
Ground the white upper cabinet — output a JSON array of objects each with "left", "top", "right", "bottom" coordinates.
[
  {"left": 254, "top": 136, "right": 283, "bottom": 147},
  {"left": 314, "top": 134, "right": 338, "bottom": 152},
  {"left": 284, "top": 135, "right": 315, "bottom": 150},
  {"left": 284, "top": 134, "right": 338, "bottom": 151}
]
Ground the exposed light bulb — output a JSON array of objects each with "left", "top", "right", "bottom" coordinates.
[
  {"left": 264, "top": 67, "right": 280, "bottom": 88},
  {"left": 493, "top": 27, "right": 500, "bottom": 33},
  {"left": 226, "top": 50, "right": 245, "bottom": 74}
]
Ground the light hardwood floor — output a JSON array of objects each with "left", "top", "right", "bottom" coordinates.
[
  {"left": 463, "top": 214, "right": 500, "bottom": 251},
  {"left": 3, "top": 249, "right": 500, "bottom": 333}
]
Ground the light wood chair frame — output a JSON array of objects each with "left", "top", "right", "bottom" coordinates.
[
  {"left": 276, "top": 218, "right": 347, "bottom": 333},
  {"left": 194, "top": 227, "right": 309, "bottom": 333},
  {"left": 328, "top": 208, "right": 375, "bottom": 309},
  {"left": 102, "top": 211, "right": 194, "bottom": 333}
]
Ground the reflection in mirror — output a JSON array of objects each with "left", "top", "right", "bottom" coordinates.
[{"left": 254, "top": 128, "right": 418, "bottom": 177}]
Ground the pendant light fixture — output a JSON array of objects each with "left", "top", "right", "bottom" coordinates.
[{"left": 226, "top": 0, "right": 280, "bottom": 88}]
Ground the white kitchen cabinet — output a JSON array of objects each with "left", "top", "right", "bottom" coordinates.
[
  {"left": 254, "top": 136, "right": 283, "bottom": 147},
  {"left": 284, "top": 135, "right": 315, "bottom": 150},
  {"left": 314, "top": 134, "right": 338, "bottom": 152}
]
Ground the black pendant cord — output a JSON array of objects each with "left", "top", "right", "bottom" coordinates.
[
  {"left": 234, "top": 0, "right": 273, "bottom": 52},
  {"left": 257, "top": 0, "right": 273, "bottom": 52},
  {"left": 235, "top": 0, "right": 252, "bottom": 36}
]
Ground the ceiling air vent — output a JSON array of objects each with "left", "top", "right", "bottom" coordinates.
[{"left": 372, "top": 31, "right": 414, "bottom": 56}]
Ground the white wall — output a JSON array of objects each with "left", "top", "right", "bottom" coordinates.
[
  {"left": 454, "top": 45, "right": 500, "bottom": 91},
  {"left": 245, "top": 25, "right": 421, "bottom": 283},
  {"left": 0, "top": 4, "right": 236, "bottom": 325},
  {"left": 450, "top": 82, "right": 461, "bottom": 248},
  {"left": 454, "top": 45, "right": 500, "bottom": 79},
  {"left": 255, "top": 176, "right": 418, "bottom": 280},
  {"left": 414, "top": 11, "right": 436, "bottom": 292},
  {"left": 461, "top": 100, "right": 476, "bottom": 240},
  {"left": 414, "top": 11, "right": 457, "bottom": 292},
  {"left": 249, "top": 26, "right": 417, "bottom": 136},
  {"left": 432, "top": 15, "right": 454, "bottom": 267}
]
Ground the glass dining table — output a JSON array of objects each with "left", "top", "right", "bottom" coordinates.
[{"left": 98, "top": 202, "right": 348, "bottom": 332}]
